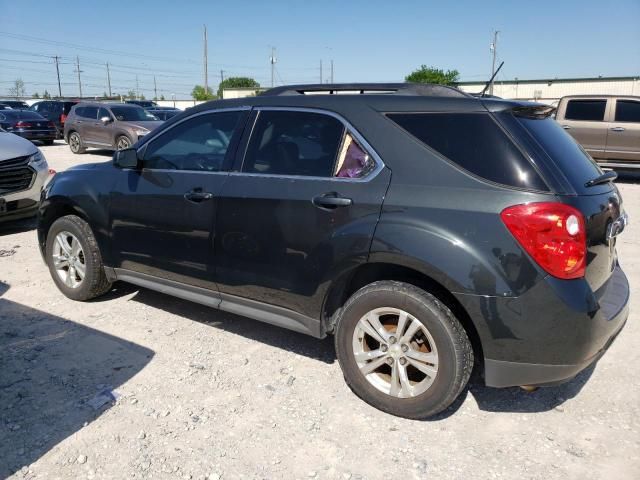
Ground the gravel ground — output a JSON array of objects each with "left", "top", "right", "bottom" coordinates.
[{"left": 1, "top": 141, "right": 639, "bottom": 480}]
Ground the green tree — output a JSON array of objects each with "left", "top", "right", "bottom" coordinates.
[
  {"left": 33, "top": 92, "right": 40, "bottom": 98},
  {"left": 127, "top": 90, "right": 137, "bottom": 99},
  {"left": 405, "top": 66, "right": 460, "bottom": 85},
  {"left": 191, "top": 85, "right": 215, "bottom": 101},
  {"left": 217, "top": 77, "right": 260, "bottom": 99},
  {"left": 43, "top": 90, "right": 51, "bottom": 99},
  {"left": 160, "top": 94, "right": 166, "bottom": 101}
]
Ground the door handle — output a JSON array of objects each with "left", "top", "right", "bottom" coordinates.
[
  {"left": 312, "top": 193, "right": 352, "bottom": 209},
  {"left": 184, "top": 189, "right": 214, "bottom": 202},
  {"left": 610, "top": 127, "right": 626, "bottom": 132},
  {"left": 562, "top": 125, "right": 571, "bottom": 130}
]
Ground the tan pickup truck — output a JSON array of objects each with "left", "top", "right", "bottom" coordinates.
[{"left": 555, "top": 95, "right": 640, "bottom": 169}]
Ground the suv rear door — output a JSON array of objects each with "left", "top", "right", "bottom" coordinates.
[
  {"left": 604, "top": 98, "right": 640, "bottom": 164},
  {"left": 213, "top": 108, "right": 391, "bottom": 323},
  {"left": 109, "top": 108, "right": 249, "bottom": 289},
  {"left": 557, "top": 98, "right": 610, "bottom": 159}
]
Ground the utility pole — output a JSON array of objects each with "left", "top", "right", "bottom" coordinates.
[
  {"left": 220, "top": 69, "right": 224, "bottom": 83},
  {"left": 106, "top": 62, "right": 112, "bottom": 97},
  {"left": 270, "top": 47, "right": 276, "bottom": 88},
  {"left": 75, "top": 56, "right": 83, "bottom": 98},
  {"left": 330, "top": 59, "right": 334, "bottom": 84},
  {"left": 153, "top": 76, "right": 158, "bottom": 100},
  {"left": 489, "top": 30, "right": 499, "bottom": 95},
  {"left": 135, "top": 75, "right": 140, "bottom": 99},
  {"left": 53, "top": 56, "right": 62, "bottom": 97},
  {"left": 203, "top": 25, "right": 208, "bottom": 94},
  {"left": 319, "top": 60, "right": 323, "bottom": 83}
]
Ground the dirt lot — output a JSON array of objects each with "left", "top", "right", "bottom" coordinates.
[{"left": 1, "top": 141, "right": 639, "bottom": 480}]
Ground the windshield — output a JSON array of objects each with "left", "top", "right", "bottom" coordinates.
[{"left": 110, "top": 106, "right": 158, "bottom": 121}]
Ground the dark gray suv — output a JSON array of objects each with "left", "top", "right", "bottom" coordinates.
[
  {"left": 64, "top": 102, "right": 163, "bottom": 153},
  {"left": 39, "top": 84, "right": 629, "bottom": 418}
]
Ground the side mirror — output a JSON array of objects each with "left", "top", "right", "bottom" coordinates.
[
  {"left": 100, "top": 116, "right": 112, "bottom": 124},
  {"left": 114, "top": 148, "right": 140, "bottom": 169}
]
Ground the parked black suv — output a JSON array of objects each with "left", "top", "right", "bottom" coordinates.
[
  {"left": 30, "top": 100, "right": 79, "bottom": 138},
  {"left": 37, "top": 84, "right": 630, "bottom": 418}
]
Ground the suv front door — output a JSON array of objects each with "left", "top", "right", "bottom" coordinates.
[
  {"left": 605, "top": 98, "right": 640, "bottom": 163},
  {"left": 109, "top": 108, "right": 249, "bottom": 289},
  {"left": 214, "top": 108, "right": 391, "bottom": 327}
]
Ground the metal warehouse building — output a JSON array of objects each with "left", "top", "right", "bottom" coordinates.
[{"left": 458, "top": 76, "right": 640, "bottom": 105}]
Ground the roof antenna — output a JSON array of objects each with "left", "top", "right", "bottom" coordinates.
[{"left": 479, "top": 61, "right": 504, "bottom": 97}]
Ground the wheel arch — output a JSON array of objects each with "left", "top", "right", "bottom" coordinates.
[{"left": 323, "top": 261, "right": 484, "bottom": 370}]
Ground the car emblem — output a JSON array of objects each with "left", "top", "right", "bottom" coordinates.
[{"left": 606, "top": 212, "right": 628, "bottom": 246}]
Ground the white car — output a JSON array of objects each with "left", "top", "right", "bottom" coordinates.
[{"left": 0, "top": 132, "right": 51, "bottom": 223}]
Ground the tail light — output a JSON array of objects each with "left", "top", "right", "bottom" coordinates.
[
  {"left": 60, "top": 113, "right": 67, "bottom": 124},
  {"left": 500, "top": 202, "right": 586, "bottom": 279},
  {"left": 15, "top": 121, "right": 32, "bottom": 128}
]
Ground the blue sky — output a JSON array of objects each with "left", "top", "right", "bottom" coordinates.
[{"left": 1, "top": 0, "right": 639, "bottom": 98}]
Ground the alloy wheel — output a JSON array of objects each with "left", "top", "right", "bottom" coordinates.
[
  {"left": 352, "top": 307, "right": 439, "bottom": 398},
  {"left": 69, "top": 133, "right": 80, "bottom": 152},
  {"left": 52, "top": 231, "right": 86, "bottom": 289},
  {"left": 117, "top": 137, "right": 131, "bottom": 150}
]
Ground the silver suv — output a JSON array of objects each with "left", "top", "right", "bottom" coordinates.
[
  {"left": 0, "top": 132, "right": 50, "bottom": 222},
  {"left": 555, "top": 95, "right": 640, "bottom": 169}
]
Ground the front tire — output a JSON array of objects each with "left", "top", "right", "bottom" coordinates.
[
  {"left": 45, "top": 215, "right": 112, "bottom": 301},
  {"left": 116, "top": 135, "right": 131, "bottom": 150},
  {"left": 335, "top": 281, "right": 473, "bottom": 419}
]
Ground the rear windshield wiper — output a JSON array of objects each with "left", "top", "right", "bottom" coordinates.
[{"left": 585, "top": 170, "right": 617, "bottom": 187}]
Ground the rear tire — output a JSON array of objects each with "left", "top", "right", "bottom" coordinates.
[
  {"left": 335, "top": 281, "right": 473, "bottom": 419},
  {"left": 45, "top": 215, "right": 112, "bottom": 301},
  {"left": 68, "top": 132, "right": 85, "bottom": 154}
]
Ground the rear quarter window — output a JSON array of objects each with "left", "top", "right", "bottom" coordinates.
[{"left": 387, "top": 112, "right": 548, "bottom": 191}]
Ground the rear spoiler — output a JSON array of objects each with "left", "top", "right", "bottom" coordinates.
[{"left": 510, "top": 105, "right": 556, "bottom": 119}]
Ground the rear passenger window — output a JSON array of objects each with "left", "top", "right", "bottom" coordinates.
[
  {"left": 242, "top": 110, "right": 344, "bottom": 177},
  {"left": 614, "top": 100, "right": 640, "bottom": 122},
  {"left": 388, "top": 112, "right": 548, "bottom": 191},
  {"left": 564, "top": 100, "right": 606, "bottom": 121}
]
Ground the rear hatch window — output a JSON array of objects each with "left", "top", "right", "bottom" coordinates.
[
  {"left": 387, "top": 112, "right": 549, "bottom": 191},
  {"left": 513, "top": 114, "right": 610, "bottom": 195}
]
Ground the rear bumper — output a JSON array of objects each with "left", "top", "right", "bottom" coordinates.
[
  {"left": 484, "top": 305, "right": 627, "bottom": 387},
  {"left": 13, "top": 130, "right": 57, "bottom": 141},
  {"left": 456, "top": 264, "right": 630, "bottom": 388}
]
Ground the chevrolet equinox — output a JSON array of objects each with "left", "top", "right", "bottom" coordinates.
[{"left": 38, "top": 83, "right": 630, "bottom": 418}]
